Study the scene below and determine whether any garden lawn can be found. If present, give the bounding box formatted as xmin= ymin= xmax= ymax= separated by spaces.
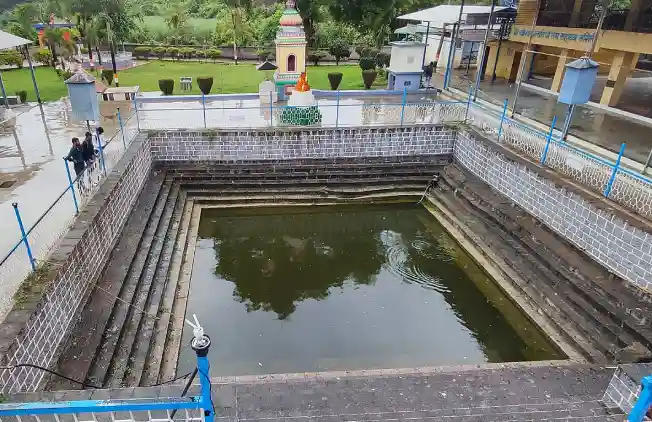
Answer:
xmin=0 ymin=61 xmax=388 ymax=102
xmin=118 ymin=61 xmax=386 ymax=94
xmin=0 ymin=67 xmax=67 ymax=102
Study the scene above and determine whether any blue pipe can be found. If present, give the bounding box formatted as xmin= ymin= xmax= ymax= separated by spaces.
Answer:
xmin=497 ymin=99 xmax=508 ymax=142
xmin=117 ymin=107 xmax=126 ymax=148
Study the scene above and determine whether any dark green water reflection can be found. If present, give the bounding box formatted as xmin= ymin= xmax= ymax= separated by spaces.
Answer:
xmin=178 ymin=205 xmax=564 ymax=376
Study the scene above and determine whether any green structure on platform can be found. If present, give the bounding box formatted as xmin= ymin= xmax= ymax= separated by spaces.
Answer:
xmin=280 ymin=105 xmax=322 ymax=125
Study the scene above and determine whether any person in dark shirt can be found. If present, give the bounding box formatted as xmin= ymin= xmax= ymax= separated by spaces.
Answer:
xmin=82 ymin=131 xmax=95 ymax=167
xmin=65 ymin=137 xmax=85 ymax=177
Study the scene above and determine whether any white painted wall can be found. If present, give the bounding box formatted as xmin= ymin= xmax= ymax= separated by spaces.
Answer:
xmin=389 ymin=44 xmax=427 ymax=73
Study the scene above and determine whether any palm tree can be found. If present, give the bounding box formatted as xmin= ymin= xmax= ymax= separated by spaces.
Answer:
xmin=165 ymin=1 xmax=188 ymax=44
xmin=224 ymin=0 xmax=252 ymax=65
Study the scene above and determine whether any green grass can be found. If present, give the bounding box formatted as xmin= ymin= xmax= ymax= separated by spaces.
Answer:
xmin=0 ymin=61 xmax=386 ymax=102
xmin=118 ymin=61 xmax=386 ymax=94
xmin=0 ymin=67 xmax=68 ymax=102
xmin=142 ymin=16 xmax=217 ymax=33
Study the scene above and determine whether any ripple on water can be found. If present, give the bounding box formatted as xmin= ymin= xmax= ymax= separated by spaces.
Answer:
xmin=383 ymin=239 xmax=448 ymax=294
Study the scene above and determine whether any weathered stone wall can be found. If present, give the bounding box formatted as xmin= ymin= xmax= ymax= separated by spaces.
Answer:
xmin=454 ymin=129 xmax=652 ymax=294
xmin=147 ymin=125 xmax=456 ymax=162
xmin=602 ymin=364 xmax=652 ymax=413
xmin=0 ymin=136 xmax=152 ymax=394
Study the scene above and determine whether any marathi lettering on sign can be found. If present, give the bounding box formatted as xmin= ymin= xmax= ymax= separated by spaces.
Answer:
xmin=512 ymin=28 xmax=595 ymax=42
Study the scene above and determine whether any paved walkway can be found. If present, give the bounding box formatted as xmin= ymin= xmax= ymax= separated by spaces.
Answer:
xmin=445 ymin=71 xmax=652 ymax=165
xmin=0 ymin=101 xmax=123 ymax=256
xmin=8 ymin=363 xmax=622 ymax=421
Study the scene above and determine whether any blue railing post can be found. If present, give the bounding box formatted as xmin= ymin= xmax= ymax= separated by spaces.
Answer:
xmin=96 ymin=128 xmax=107 ymax=176
xmin=540 ymin=116 xmax=557 ymax=166
xmin=63 ymin=159 xmax=80 ymax=214
xmin=335 ymin=90 xmax=340 ymax=128
xmin=628 ymin=375 xmax=651 ymax=422
xmin=12 ymin=203 xmax=36 ymax=271
xmin=604 ymin=142 xmax=626 ymax=198
xmin=117 ymin=107 xmax=126 ymax=148
xmin=400 ymin=87 xmax=407 ymax=126
xmin=132 ymin=96 xmax=140 ymax=131
xmin=202 ymin=93 xmax=207 ymax=129
xmin=464 ymin=86 xmax=473 ymax=123
xmin=497 ymin=99 xmax=508 ymax=142
xmin=269 ymin=91 xmax=274 ymax=127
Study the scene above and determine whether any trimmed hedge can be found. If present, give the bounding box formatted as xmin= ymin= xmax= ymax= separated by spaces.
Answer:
xmin=362 ymin=69 xmax=377 ymax=89
xmin=159 ymin=79 xmax=174 ymax=95
xmin=327 ymin=72 xmax=343 ymax=90
xmin=197 ymin=77 xmax=213 ymax=95
xmin=359 ymin=56 xmax=376 ymax=71
xmin=15 ymin=90 xmax=27 ymax=103
xmin=101 ymin=69 xmax=114 ymax=86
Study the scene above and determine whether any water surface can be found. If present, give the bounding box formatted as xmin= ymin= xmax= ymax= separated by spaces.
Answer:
xmin=178 ymin=205 xmax=564 ymax=376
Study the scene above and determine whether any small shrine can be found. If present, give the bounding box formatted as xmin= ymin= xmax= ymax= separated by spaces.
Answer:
xmin=280 ymin=72 xmax=322 ymax=125
xmin=273 ymin=0 xmax=307 ymax=100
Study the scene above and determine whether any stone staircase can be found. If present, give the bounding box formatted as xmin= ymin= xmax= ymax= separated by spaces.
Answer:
xmin=428 ymin=164 xmax=652 ymax=364
xmin=48 ymin=157 xmax=445 ymax=389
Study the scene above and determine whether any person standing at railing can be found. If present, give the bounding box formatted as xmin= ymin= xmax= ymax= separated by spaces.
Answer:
xmin=64 ymin=137 xmax=85 ymax=178
xmin=82 ymin=132 xmax=95 ymax=167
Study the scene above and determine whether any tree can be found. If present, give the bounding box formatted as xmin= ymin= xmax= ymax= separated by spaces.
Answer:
xmin=164 ymin=1 xmax=189 ymax=43
xmin=328 ymin=39 xmax=350 ymax=65
xmin=223 ymin=0 xmax=252 ymax=64
xmin=295 ymin=0 xmax=323 ymax=47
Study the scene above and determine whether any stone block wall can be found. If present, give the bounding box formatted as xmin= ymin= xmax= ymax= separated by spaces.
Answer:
xmin=454 ymin=129 xmax=652 ymax=294
xmin=148 ymin=125 xmax=455 ymax=162
xmin=0 ymin=136 xmax=152 ymax=394
xmin=602 ymin=364 xmax=652 ymax=415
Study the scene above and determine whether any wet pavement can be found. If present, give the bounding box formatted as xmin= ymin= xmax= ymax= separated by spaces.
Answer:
xmin=446 ymin=71 xmax=652 ymax=165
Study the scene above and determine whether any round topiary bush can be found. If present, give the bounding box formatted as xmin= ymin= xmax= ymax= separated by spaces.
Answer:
xmin=101 ymin=69 xmax=114 ymax=86
xmin=359 ymin=56 xmax=376 ymax=71
xmin=15 ymin=90 xmax=27 ymax=103
xmin=362 ymin=69 xmax=377 ymax=90
xmin=197 ymin=77 xmax=213 ymax=95
xmin=159 ymin=79 xmax=174 ymax=95
xmin=327 ymin=72 xmax=343 ymax=90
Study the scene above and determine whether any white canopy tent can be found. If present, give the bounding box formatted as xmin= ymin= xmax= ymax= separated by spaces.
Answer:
xmin=0 ymin=30 xmax=41 ymax=107
xmin=397 ymin=5 xmax=511 ymax=29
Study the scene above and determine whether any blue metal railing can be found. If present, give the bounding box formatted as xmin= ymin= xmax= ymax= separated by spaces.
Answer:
xmin=629 ymin=375 xmax=652 ymax=422
xmin=0 ymin=113 xmax=139 ymax=294
xmin=0 ymin=317 xmax=215 ymax=422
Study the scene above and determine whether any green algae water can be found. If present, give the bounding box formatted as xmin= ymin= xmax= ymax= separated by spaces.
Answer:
xmin=178 ymin=204 xmax=564 ymax=376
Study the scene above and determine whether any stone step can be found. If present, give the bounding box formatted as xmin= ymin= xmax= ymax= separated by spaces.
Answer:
xmin=431 ymin=180 xmax=609 ymax=362
xmin=85 ymin=180 xmax=174 ymax=387
xmin=168 ymin=167 xmax=441 ymax=179
xmin=175 ymin=175 xmax=436 ymax=188
xmin=124 ymin=190 xmax=188 ymax=387
xmin=436 ymin=178 xmax=630 ymax=358
xmin=183 ymin=184 xmax=428 ymax=196
xmin=439 ymin=166 xmax=652 ymax=358
xmin=443 ymin=165 xmax=652 ymax=346
xmin=47 ymin=172 xmax=167 ymax=390
xmin=104 ymin=184 xmax=182 ymax=388
xmin=140 ymin=195 xmax=195 ymax=386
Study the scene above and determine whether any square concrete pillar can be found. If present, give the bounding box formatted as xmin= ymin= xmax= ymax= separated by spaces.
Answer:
xmin=551 ymin=49 xmax=569 ymax=92
xmin=625 ymin=0 xmax=642 ymax=31
xmin=600 ymin=51 xmax=636 ymax=107
xmin=515 ymin=47 xmax=534 ymax=83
